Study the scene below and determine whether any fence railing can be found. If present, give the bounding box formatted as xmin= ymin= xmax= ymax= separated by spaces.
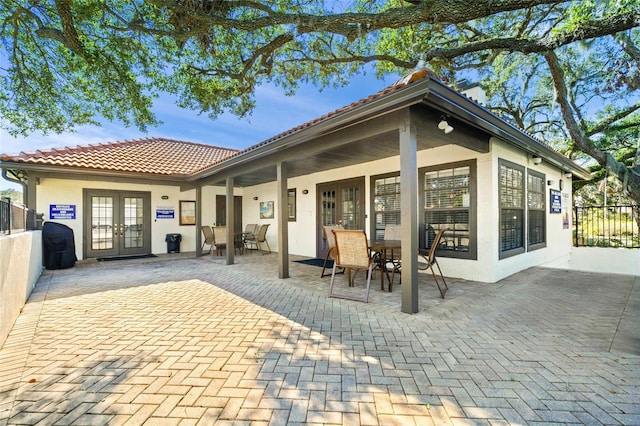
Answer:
xmin=0 ymin=197 xmax=40 ymax=235
xmin=574 ymin=205 xmax=639 ymax=248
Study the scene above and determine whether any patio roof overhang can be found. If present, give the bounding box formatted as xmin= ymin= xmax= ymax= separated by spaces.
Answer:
xmin=188 ymin=75 xmax=590 ymax=189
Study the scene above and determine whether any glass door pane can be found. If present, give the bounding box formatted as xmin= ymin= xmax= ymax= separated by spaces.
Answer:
xmin=320 ymin=190 xmax=337 ymax=226
xmin=341 ymin=186 xmax=361 ymax=229
xmin=91 ymin=196 xmax=114 ymax=250
xmin=123 ymin=196 xmax=144 ymax=249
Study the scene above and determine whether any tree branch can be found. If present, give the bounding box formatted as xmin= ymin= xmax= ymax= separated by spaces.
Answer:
xmin=421 ymin=11 xmax=639 ymax=61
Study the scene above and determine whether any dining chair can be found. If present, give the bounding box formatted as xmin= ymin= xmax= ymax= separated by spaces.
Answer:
xmin=320 ymin=224 xmax=344 ymax=278
xmin=417 ymin=227 xmax=448 ymax=298
xmin=255 ymin=224 xmax=271 ymax=254
xmin=212 ymin=226 xmax=227 ymax=256
xmin=243 ymin=224 xmax=259 ymax=251
xmin=328 ymin=229 xmax=373 ymax=303
xmin=201 ymin=225 xmax=214 ymax=254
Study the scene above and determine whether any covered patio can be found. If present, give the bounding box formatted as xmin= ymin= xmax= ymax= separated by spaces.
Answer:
xmin=188 ymin=72 xmax=589 ymax=314
xmin=0 ymin=253 xmax=637 ymax=424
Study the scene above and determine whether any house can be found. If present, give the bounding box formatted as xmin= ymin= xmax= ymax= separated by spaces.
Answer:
xmin=1 ymin=69 xmax=590 ymax=313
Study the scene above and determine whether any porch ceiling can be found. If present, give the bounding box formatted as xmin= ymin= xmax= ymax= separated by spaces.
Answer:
xmin=199 ymin=106 xmax=490 ymax=188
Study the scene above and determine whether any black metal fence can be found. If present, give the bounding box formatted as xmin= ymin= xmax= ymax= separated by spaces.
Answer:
xmin=0 ymin=197 xmax=40 ymax=235
xmin=574 ymin=205 xmax=639 ymax=248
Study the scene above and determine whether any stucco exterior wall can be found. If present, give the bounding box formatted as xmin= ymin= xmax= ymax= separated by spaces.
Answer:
xmin=489 ymin=140 xmax=574 ymax=281
xmin=244 ymin=140 xmax=573 ymax=283
xmin=35 ymin=179 xmax=243 ymax=258
xmin=32 ymin=138 xmax=573 ymax=283
xmin=0 ymin=231 xmax=42 ymax=348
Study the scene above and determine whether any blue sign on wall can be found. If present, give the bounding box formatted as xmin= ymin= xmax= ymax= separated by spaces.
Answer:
xmin=550 ymin=189 xmax=562 ymax=214
xmin=156 ymin=208 xmax=175 ymax=219
xmin=50 ymin=204 xmax=76 ymax=220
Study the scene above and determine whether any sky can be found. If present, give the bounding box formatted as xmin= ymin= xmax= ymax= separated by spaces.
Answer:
xmin=0 ymin=71 xmax=400 ymax=191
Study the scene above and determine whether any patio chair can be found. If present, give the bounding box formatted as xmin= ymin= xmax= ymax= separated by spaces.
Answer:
xmin=320 ymin=224 xmax=344 ymax=278
xmin=382 ymin=224 xmax=402 ymax=289
xmin=417 ymin=228 xmax=448 ymax=298
xmin=328 ymin=229 xmax=373 ymax=303
xmin=212 ymin=226 xmax=227 ymax=256
xmin=243 ymin=223 xmax=259 ymax=251
xmin=201 ymin=225 xmax=214 ymax=254
xmin=255 ymin=224 xmax=271 ymax=254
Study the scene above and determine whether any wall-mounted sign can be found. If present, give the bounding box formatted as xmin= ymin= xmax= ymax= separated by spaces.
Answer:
xmin=550 ymin=189 xmax=562 ymax=214
xmin=49 ymin=204 xmax=76 ymax=220
xmin=156 ymin=208 xmax=175 ymax=219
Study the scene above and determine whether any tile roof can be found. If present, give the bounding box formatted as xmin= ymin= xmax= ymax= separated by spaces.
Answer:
xmin=0 ymin=138 xmax=239 ymax=176
xmin=192 ymin=68 xmax=440 ymax=173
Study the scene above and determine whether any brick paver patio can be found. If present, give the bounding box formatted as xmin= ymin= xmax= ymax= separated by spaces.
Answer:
xmin=1 ymin=253 xmax=638 ymax=425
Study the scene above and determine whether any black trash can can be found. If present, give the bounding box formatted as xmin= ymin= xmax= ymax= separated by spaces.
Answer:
xmin=42 ymin=221 xmax=77 ymax=270
xmin=165 ymin=233 xmax=182 ymax=253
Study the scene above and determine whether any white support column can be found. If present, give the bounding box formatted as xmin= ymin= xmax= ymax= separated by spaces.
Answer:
xmin=225 ymin=177 xmax=235 ymax=265
xmin=399 ymin=122 xmax=419 ymax=314
xmin=277 ymin=162 xmax=289 ymax=278
xmin=195 ymin=185 xmax=202 ymax=257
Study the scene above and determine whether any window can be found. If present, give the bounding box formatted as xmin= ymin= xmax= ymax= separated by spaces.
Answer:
xmin=371 ymin=174 xmax=401 ymax=240
xmin=499 ymin=160 xmax=526 ymax=258
xmin=527 ymin=170 xmax=546 ymax=249
xmin=288 ymin=189 xmax=296 ymax=222
xmin=421 ymin=160 xmax=476 ymax=259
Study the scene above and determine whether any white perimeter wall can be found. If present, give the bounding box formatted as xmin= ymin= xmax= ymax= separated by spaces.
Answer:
xmin=0 ymin=231 xmax=42 ymax=347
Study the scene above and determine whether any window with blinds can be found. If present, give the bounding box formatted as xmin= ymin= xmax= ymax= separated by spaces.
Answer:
xmin=372 ymin=175 xmax=401 ymax=240
xmin=527 ymin=171 xmax=546 ymax=248
xmin=499 ymin=160 xmax=525 ymax=258
xmin=420 ymin=164 xmax=475 ymax=253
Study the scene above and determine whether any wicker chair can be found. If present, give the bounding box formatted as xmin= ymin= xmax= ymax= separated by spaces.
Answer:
xmin=417 ymin=228 xmax=448 ymax=298
xmin=320 ymin=224 xmax=344 ymax=278
xmin=212 ymin=226 xmax=227 ymax=256
xmin=201 ymin=225 xmax=214 ymax=254
xmin=328 ymin=229 xmax=373 ymax=303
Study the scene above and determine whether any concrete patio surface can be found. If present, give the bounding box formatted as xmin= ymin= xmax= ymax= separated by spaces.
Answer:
xmin=1 ymin=253 xmax=638 ymax=425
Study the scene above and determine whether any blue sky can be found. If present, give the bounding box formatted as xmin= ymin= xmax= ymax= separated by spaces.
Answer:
xmin=0 ymin=71 xmax=399 ymax=191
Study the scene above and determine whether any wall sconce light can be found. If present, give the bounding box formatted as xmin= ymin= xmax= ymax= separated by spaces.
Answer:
xmin=302 ymin=189 xmax=309 ymax=194
xmin=547 ymin=179 xmax=555 ymax=186
xmin=564 ymin=172 xmax=572 ymax=179
xmin=161 ymin=195 xmax=169 ymax=200
xmin=531 ymin=156 xmax=542 ymax=165
xmin=253 ymin=196 xmax=259 ymax=201
xmin=437 ymin=118 xmax=454 ymax=134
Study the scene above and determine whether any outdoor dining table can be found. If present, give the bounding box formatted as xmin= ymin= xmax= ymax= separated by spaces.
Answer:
xmin=368 ymin=239 xmax=401 ymax=292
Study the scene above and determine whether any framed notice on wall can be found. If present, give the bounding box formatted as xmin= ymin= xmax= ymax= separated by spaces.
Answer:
xmin=550 ymin=189 xmax=562 ymax=214
xmin=179 ymin=200 xmax=196 ymax=225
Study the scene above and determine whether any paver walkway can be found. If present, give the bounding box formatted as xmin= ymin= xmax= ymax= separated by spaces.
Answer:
xmin=1 ymin=254 xmax=638 ymax=425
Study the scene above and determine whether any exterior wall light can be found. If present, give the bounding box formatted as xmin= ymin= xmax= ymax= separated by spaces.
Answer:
xmin=438 ymin=119 xmax=454 ymax=134
xmin=253 ymin=196 xmax=259 ymax=200
xmin=531 ymin=156 xmax=542 ymax=165
xmin=302 ymin=189 xmax=309 ymax=194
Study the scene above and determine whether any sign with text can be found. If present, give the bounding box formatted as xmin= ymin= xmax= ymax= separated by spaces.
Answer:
xmin=550 ymin=189 xmax=562 ymax=214
xmin=49 ymin=204 xmax=76 ymax=220
xmin=156 ymin=208 xmax=175 ymax=219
